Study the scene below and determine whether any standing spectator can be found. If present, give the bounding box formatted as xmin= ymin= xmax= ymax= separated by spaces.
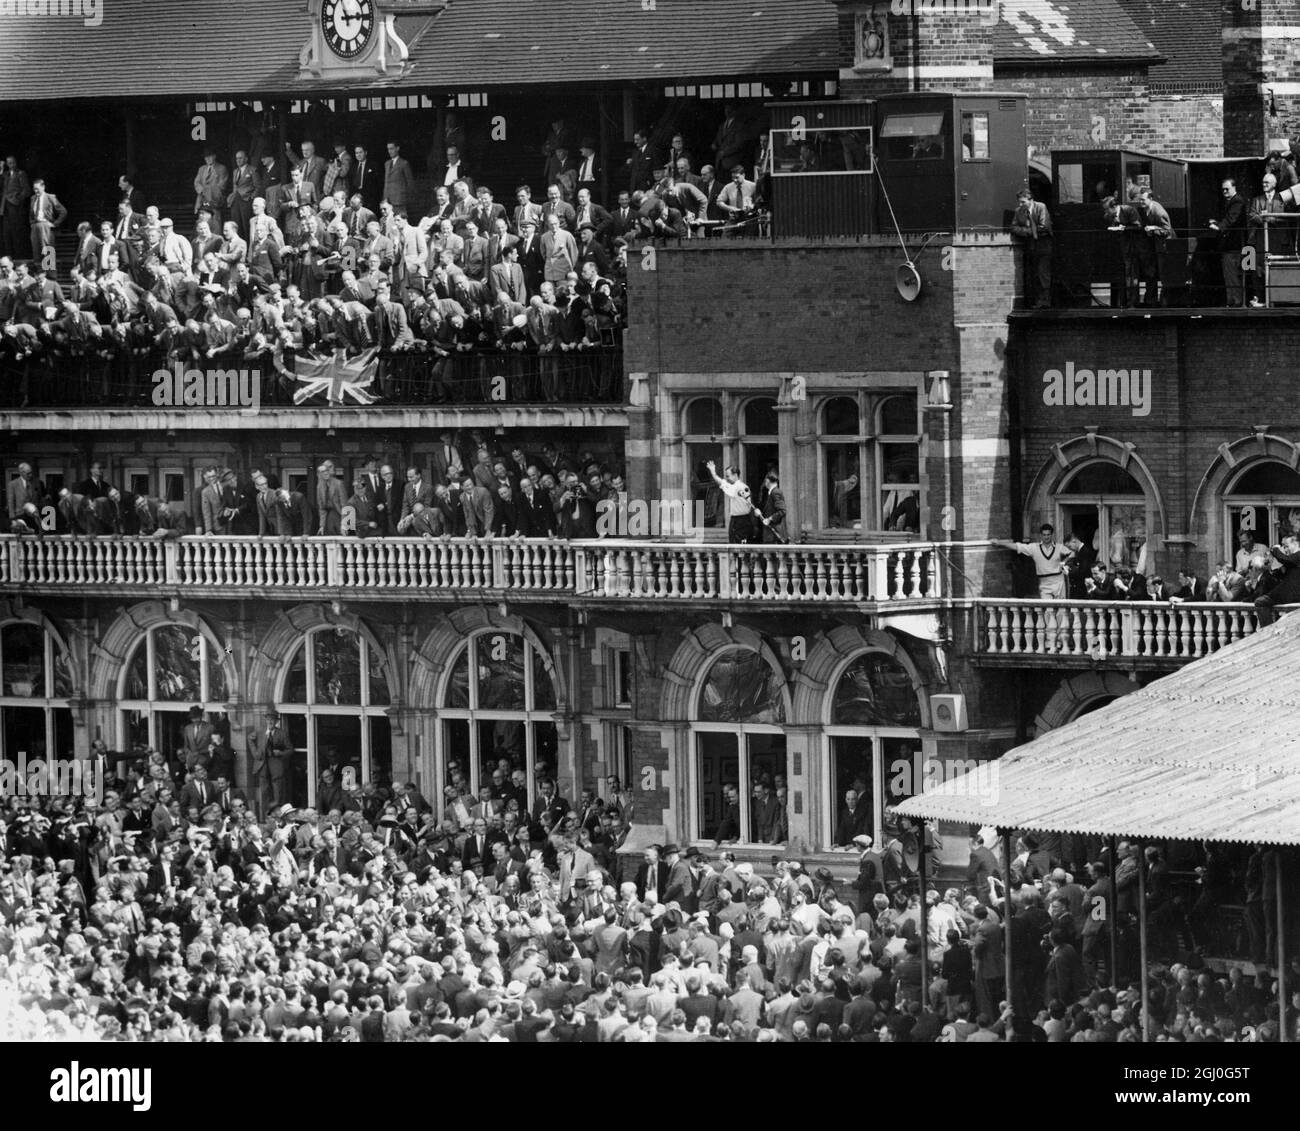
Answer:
xmin=1209 ymin=178 xmax=1248 ymax=307
xmin=194 ymin=148 xmax=230 ymax=229
xmin=1010 ymin=186 xmax=1053 ymax=309
xmin=316 ymin=460 xmax=345 ymax=536
xmin=383 ymin=142 xmax=415 ymax=217
xmin=712 ymin=104 xmax=750 ymax=179
xmin=227 ymin=151 xmax=257 ymax=241
xmin=541 ymin=213 xmax=578 ymax=284
xmin=28 ymin=177 xmax=67 ymax=269
xmin=1134 ymin=186 xmax=1171 ymax=307
xmin=353 ymin=145 xmax=380 ymax=211
xmin=1 ymin=155 xmax=29 ymax=257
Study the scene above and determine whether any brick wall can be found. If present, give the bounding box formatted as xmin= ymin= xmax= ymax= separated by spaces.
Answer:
xmin=1010 ymin=313 xmax=1300 ymax=579
xmin=1222 ymin=0 xmax=1300 ymax=155
xmin=836 ymin=6 xmax=995 ymax=97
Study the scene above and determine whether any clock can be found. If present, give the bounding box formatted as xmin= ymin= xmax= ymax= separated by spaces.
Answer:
xmin=321 ymin=0 xmax=375 ymax=60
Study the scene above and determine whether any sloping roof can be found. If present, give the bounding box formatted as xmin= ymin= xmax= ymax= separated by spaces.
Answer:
xmin=896 ymin=612 xmax=1300 ymax=846
xmin=992 ymin=0 xmax=1162 ymax=64
xmin=0 ymin=0 xmax=842 ymax=103
xmin=0 ymin=1 xmax=306 ymax=102
xmin=394 ymin=0 xmax=841 ymax=89
xmin=0 ymin=0 xmax=1171 ymax=104
xmin=1113 ymin=0 xmax=1223 ymax=86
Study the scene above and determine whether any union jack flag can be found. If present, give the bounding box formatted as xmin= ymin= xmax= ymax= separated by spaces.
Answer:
xmin=278 ymin=346 xmax=380 ymax=406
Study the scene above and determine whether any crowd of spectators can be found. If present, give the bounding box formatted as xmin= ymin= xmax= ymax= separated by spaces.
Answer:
xmin=1003 ymin=524 xmax=1300 ymax=624
xmin=2 ymin=761 xmax=1295 ymax=1043
xmin=6 ymin=435 xmax=647 ymax=540
xmin=0 ymin=115 xmax=768 ymax=407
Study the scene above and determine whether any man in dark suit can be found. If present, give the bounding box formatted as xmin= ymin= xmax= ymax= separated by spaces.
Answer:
xmin=575 ymin=139 xmax=601 ymax=197
xmin=178 ymin=765 xmax=217 ymax=813
xmin=252 ymin=709 xmax=294 ymax=809
xmin=516 ymin=219 xmax=544 ymax=294
xmin=966 ymin=833 xmax=1000 ymax=905
xmin=517 ymin=478 xmax=556 ymax=537
xmin=662 ymin=845 xmax=695 ymax=911
xmin=1 ymin=155 xmax=32 ymax=259
xmin=628 ymin=130 xmax=658 ymax=193
xmin=75 ymin=462 xmax=112 ymax=499
xmin=1044 ymin=927 xmax=1085 ymax=1007
xmin=712 ymin=104 xmax=750 ymax=179
xmin=1210 ymin=178 xmax=1248 ymax=307
xmin=460 ymin=818 xmax=495 ymax=875
xmin=835 ymin=789 xmax=870 ymax=846
xmin=698 ymin=166 xmax=726 ymax=223
xmin=1173 ymin=567 xmax=1206 ymax=602
xmin=182 ymin=707 xmax=214 ymax=772
xmin=608 ymin=191 xmax=638 ymax=242
xmin=352 ymin=145 xmax=380 ymax=212
xmin=375 ymin=464 xmax=402 ymax=536
xmin=636 ymin=845 xmax=670 ymax=903
xmin=399 ymin=466 xmax=434 ymax=532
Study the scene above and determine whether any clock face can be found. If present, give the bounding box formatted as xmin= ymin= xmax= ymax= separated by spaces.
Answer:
xmin=321 ymin=0 xmax=375 ymax=60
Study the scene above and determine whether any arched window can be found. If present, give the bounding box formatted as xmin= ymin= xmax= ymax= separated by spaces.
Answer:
xmin=1 ymin=621 xmax=73 ymax=759
xmin=824 ymin=651 xmax=923 ymax=849
xmin=120 ymin=624 xmax=230 ymax=758
xmin=684 ymin=397 xmax=726 ymax=529
xmin=1224 ymin=461 xmax=1300 ymax=561
xmin=1056 ymin=461 xmax=1149 ymax=573
xmin=276 ymin=627 xmax=392 ymax=808
xmin=691 ymin=649 xmax=788 ymax=845
xmin=438 ymin=631 xmax=558 ymax=820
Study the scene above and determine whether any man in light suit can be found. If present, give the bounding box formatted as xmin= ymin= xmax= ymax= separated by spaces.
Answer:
xmin=28 ymin=178 xmax=67 ymax=268
xmin=383 ymin=141 xmax=415 ymax=216
xmin=540 ymin=212 xmax=577 ymax=284
xmin=459 ymin=473 xmax=495 ymax=537
xmin=556 ymin=833 xmax=596 ymax=903
xmin=227 ymin=150 xmax=257 ymax=241
xmin=431 ymin=432 xmax=465 ymax=486
xmin=286 ymin=139 xmax=328 ymax=199
xmin=277 ymin=167 xmax=317 ymax=243
xmin=7 ymin=462 xmax=41 ymax=529
xmin=194 ymin=148 xmax=230 ymax=229
xmin=316 ymin=460 xmax=346 ymax=536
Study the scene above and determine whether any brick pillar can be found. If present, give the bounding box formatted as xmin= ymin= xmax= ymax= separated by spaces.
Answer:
xmin=1222 ymin=0 xmax=1300 ymax=156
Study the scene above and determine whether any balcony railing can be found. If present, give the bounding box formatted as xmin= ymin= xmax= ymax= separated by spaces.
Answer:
xmin=0 ymin=345 xmax=624 ymax=409
xmin=977 ymin=598 xmax=1269 ymax=662
xmin=1 ymin=535 xmax=943 ymax=605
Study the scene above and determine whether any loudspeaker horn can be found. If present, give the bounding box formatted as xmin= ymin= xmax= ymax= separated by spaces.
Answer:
xmin=895 ymin=261 xmax=922 ymax=302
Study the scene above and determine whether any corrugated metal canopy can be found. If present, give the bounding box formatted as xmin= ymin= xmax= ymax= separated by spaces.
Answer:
xmin=896 ymin=612 xmax=1300 ymax=846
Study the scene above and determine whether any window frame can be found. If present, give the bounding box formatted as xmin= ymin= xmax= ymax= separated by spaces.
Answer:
xmin=0 ymin=620 xmax=74 ymax=761
xmin=273 ymin=626 xmax=393 ymax=807
xmin=117 ymin=623 xmax=231 ymax=754
xmin=435 ymin=629 xmax=559 ymax=808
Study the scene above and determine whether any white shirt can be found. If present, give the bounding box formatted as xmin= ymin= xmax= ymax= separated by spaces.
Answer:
xmin=717 ymin=477 xmax=753 ymax=518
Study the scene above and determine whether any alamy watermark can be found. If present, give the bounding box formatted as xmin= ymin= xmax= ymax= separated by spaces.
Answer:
xmin=151 ymin=363 xmax=261 ymax=411
xmin=888 ymin=751 xmax=999 ymax=807
xmin=0 ymin=753 xmax=104 ymax=803
xmin=595 ymin=497 xmax=709 ymax=539
xmin=0 ymin=0 xmax=103 ymax=27
xmin=1042 ymin=361 xmax=1152 ymax=418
